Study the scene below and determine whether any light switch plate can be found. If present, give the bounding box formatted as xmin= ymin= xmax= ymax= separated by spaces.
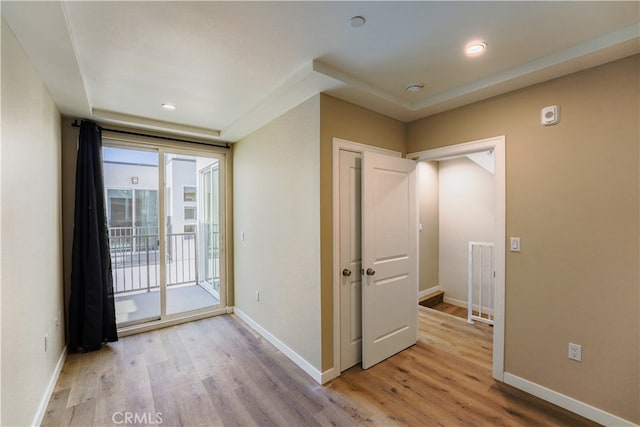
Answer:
xmin=510 ymin=237 xmax=521 ymax=252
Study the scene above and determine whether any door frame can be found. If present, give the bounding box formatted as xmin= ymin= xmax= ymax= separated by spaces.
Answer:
xmin=408 ymin=135 xmax=506 ymax=381
xmin=331 ymin=137 xmax=401 ymax=378
xmin=160 ymin=147 xmax=228 ymax=321
xmin=102 ymin=137 xmax=231 ymax=337
xmin=198 ymin=161 xmax=221 ymax=300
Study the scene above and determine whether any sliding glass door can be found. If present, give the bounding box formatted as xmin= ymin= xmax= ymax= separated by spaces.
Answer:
xmin=201 ymin=162 xmax=221 ymax=300
xmin=103 ymin=143 xmax=226 ymax=328
xmin=104 ymin=146 xmax=161 ymax=326
xmin=164 ymin=152 xmax=222 ymax=315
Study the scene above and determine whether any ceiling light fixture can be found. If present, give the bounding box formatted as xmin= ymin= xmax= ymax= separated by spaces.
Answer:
xmin=350 ymin=16 xmax=366 ymax=28
xmin=406 ymin=83 xmax=424 ymax=93
xmin=465 ymin=41 xmax=488 ymax=57
xmin=161 ymin=103 xmax=176 ymax=111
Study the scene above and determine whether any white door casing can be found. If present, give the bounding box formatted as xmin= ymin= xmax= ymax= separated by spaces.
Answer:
xmin=331 ymin=138 xmax=403 ymax=381
xmin=408 ymin=135 xmax=505 ymax=381
xmin=339 ymin=150 xmax=363 ymax=370
xmin=361 ymin=152 xmax=418 ymax=369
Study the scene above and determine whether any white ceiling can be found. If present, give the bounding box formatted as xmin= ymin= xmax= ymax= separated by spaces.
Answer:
xmin=3 ymin=1 xmax=639 ymax=142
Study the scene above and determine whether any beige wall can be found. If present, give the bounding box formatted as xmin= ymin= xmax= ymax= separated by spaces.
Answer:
xmin=1 ymin=19 xmax=65 ymax=426
xmin=438 ymin=157 xmax=495 ymax=303
xmin=417 ymin=161 xmax=439 ymax=291
xmin=319 ymin=94 xmax=406 ymax=370
xmin=408 ymin=55 xmax=639 ymax=423
xmin=234 ymin=96 xmax=322 ymax=369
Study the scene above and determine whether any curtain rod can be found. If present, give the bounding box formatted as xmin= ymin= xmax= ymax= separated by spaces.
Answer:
xmin=71 ymin=120 xmax=230 ymax=149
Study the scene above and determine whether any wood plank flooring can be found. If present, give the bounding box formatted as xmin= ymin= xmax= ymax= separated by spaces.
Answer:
xmin=43 ymin=308 xmax=599 ymax=426
xmin=428 ymin=301 xmax=468 ymax=319
xmin=429 ymin=302 xmax=494 ymax=323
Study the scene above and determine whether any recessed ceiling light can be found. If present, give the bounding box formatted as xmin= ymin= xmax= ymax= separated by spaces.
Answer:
xmin=350 ymin=16 xmax=366 ymax=28
xmin=465 ymin=41 xmax=488 ymax=57
xmin=406 ymin=84 xmax=424 ymax=93
xmin=161 ymin=103 xmax=176 ymax=111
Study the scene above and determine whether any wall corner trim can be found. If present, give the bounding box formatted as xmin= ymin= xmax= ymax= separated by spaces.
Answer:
xmin=233 ymin=308 xmax=327 ymax=385
xmin=503 ymin=372 xmax=638 ymax=427
xmin=32 ymin=346 xmax=67 ymax=427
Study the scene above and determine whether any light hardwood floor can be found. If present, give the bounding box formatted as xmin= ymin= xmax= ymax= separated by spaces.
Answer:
xmin=43 ymin=308 xmax=599 ymax=426
xmin=427 ymin=301 xmax=468 ymax=319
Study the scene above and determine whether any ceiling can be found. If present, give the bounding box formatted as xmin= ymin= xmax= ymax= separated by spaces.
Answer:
xmin=3 ymin=1 xmax=639 ymax=142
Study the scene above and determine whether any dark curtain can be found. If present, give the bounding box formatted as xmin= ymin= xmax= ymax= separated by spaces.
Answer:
xmin=68 ymin=120 xmax=118 ymax=352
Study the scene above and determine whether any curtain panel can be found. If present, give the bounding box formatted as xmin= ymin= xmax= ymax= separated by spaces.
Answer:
xmin=69 ymin=120 xmax=118 ymax=352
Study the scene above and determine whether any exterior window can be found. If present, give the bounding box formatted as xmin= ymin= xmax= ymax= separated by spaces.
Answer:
xmin=106 ymin=189 xmax=158 ymax=231
xmin=184 ymin=206 xmax=196 ymax=221
xmin=107 ymin=189 xmax=133 ymax=228
xmin=184 ymin=186 xmax=196 ymax=202
xmin=134 ymin=190 xmax=159 ymax=232
xmin=184 ymin=224 xmax=196 ymax=240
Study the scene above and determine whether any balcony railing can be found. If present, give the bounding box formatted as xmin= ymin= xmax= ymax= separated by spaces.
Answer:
xmin=109 ymin=226 xmax=211 ymax=295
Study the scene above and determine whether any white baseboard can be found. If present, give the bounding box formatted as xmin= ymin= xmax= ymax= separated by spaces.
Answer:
xmin=32 ymin=346 xmax=67 ymax=427
xmin=503 ymin=372 xmax=637 ymax=427
xmin=320 ymin=367 xmax=339 ymax=384
xmin=443 ymin=295 xmax=466 ymax=307
xmin=444 ymin=296 xmax=495 ymax=318
xmin=418 ymin=285 xmax=441 ymax=299
xmin=233 ymin=307 xmax=328 ymax=385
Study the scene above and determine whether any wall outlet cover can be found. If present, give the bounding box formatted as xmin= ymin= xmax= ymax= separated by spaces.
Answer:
xmin=568 ymin=343 xmax=582 ymax=361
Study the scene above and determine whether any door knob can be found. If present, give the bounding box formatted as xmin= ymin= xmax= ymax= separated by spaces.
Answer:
xmin=366 ymin=268 xmax=375 ymax=276
xmin=342 ymin=268 xmax=352 ymax=277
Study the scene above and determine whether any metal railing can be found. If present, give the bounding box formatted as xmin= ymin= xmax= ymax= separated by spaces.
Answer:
xmin=109 ymin=226 xmax=201 ymax=295
xmin=166 ymin=232 xmax=198 ymax=286
xmin=109 ymin=226 xmax=159 ymax=252
xmin=110 ymin=229 xmax=160 ymax=294
xmin=467 ymin=241 xmax=495 ymax=325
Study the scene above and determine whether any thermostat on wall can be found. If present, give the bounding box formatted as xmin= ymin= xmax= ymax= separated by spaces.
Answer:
xmin=541 ymin=105 xmax=560 ymax=126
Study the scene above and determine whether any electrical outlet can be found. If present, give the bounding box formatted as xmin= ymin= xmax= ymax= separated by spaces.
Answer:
xmin=568 ymin=343 xmax=582 ymax=361
xmin=256 ymin=291 xmax=260 ymax=302
xmin=44 ymin=334 xmax=48 ymax=352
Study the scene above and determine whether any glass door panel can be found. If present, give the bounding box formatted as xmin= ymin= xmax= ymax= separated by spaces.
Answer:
xmin=164 ymin=152 xmax=221 ymax=315
xmin=201 ymin=164 xmax=221 ymax=299
xmin=103 ymin=146 xmax=161 ymax=326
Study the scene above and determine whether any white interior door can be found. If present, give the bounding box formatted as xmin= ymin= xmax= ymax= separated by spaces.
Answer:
xmin=361 ymin=152 xmax=417 ymax=369
xmin=339 ymin=150 xmax=362 ymax=370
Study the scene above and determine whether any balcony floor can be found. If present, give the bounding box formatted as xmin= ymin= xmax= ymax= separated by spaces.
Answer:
xmin=115 ymin=283 xmax=220 ymax=326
